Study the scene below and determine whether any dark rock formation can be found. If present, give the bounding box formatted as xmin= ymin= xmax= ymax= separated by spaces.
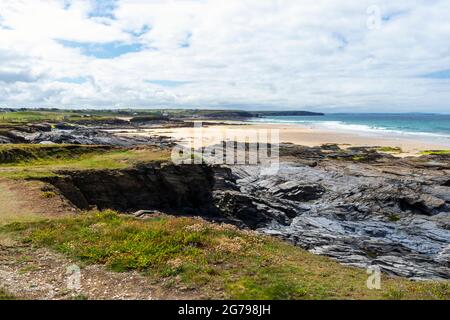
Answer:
xmin=270 ymin=182 xmax=325 ymax=201
xmin=0 ymin=120 xmax=180 ymax=146
xmin=212 ymin=145 xmax=450 ymax=280
xmin=16 ymin=127 xmax=174 ymax=147
xmin=42 ymin=163 xmax=218 ymax=215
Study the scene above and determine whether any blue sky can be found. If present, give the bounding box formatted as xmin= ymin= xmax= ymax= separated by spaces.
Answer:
xmin=423 ymin=69 xmax=450 ymax=79
xmin=57 ymin=40 xmax=143 ymax=59
xmin=0 ymin=0 xmax=450 ymax=112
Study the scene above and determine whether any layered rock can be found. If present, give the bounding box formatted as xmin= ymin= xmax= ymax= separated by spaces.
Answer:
xmin=212 ymin=145 xmax=450 ymax=280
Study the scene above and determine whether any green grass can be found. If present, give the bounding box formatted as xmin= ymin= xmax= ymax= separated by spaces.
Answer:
xmin=0 ymin=111 xmax=121 ymax=124
xmin=351 ymin=155 xmax=366 ymax=161
xmin=0 ymin=144 xmax=113 ymax=164
xmin=0 ymin=111 xmax=68 ymax=123
xmin=420 ymin=150 xmax=450 ymax=155
xmin=2 ymin=211 xmax=448 ymax=300
xmin=0 ymin=144 xmax=170 ymax=179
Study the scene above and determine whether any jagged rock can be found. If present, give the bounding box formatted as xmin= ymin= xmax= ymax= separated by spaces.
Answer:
xmin=23 ymin=128 xmax=174 ymax=147
xmin=41 ymin=164 xmax=217 ymax=215
xmin=213 ymin=190 xmax=274 ymax=228
xmin=270 ymin=181 xmax=325 ymax=201
xmin=133 ymin=210 xmax=158 ymax=217
xmin=222 ymin=155 xmax=450 ymax=280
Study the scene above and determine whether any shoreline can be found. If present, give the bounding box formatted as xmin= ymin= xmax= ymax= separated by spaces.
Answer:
xmin=116 ymin=121 xmax=450 ymax=156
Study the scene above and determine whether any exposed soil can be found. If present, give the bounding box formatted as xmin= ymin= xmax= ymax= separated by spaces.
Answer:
xmin=0 ymin=178 xmax=74 ymax=223
xmin=0 ymin=239 xmax=201 ymax=300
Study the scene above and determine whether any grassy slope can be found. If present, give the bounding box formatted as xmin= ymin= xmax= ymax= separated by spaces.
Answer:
xmin=0 ymin=144 xmax=170 ymax=179
xmin=1 ymin=211 xmax=448 ymax=300
xmin=0 ymin=144 xmax=113 ymax=163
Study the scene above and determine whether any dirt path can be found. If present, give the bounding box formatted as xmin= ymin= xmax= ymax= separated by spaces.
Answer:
xmin=0 ymin=239 xmax=201 ymax=300
xmin=0 ymin=178 xmax=201 ymax=300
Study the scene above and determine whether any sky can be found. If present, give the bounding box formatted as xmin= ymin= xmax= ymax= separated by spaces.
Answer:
xmin=0 ymin=0 xmax=450 ymax=113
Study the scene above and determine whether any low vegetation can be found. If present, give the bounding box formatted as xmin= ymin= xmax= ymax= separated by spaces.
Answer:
xmin=420 ymin=150 xmax=450 ymax=155
xmin=1 ymin=211 xmax=448 ymax=300
xmin=0 ymin=144 xmax=113 ymax=164
xmin=0 ymin=110 xmax=129 ymax=124
xmin=0 ymin=144 xmax=170 ymax=179
xmin=0 ymin=111 xmax=68 ymax=124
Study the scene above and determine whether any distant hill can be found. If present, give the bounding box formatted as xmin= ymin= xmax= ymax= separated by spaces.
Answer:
xmin=183 ymin=110 xmax=324 ymax=119
xmin=0 ymin=108 xmax=324 ymax=122
xmin=251 ymin=111 xmax=324 ymax=117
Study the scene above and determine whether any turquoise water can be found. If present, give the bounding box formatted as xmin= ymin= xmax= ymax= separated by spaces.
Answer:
xmin=251 ymin=113 xmax=450 ymax=140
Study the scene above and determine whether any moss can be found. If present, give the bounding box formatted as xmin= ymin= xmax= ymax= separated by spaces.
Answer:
xmin=351 ymin=155 xmax=366 ymax=161
xmin=388 ymin=214 xmax=400 ymax=222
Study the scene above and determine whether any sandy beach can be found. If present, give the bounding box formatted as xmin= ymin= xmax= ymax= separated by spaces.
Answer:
xmin=117 ymin=122 xmax=450 ymax=156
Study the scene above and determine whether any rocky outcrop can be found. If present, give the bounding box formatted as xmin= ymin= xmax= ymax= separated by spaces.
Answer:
xmin=23 ymin=128 xmax=174 ymax=147
xmin=0 ymin=121 xmax=176 ymax=147
xmin=270 ymin=182 xmax=325 ymax=202
xmin=212 ymin=146 xmax=450 ymax=280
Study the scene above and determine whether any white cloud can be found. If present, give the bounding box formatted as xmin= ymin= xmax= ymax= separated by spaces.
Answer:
xmin=0 ymin=0 xmax=449 ymax=112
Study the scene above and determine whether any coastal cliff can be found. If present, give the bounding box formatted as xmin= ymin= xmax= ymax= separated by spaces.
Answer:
xmin=36 ymin=144 xmax=450 ymax=280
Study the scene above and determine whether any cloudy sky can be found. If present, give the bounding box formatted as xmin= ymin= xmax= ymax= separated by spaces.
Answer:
xmin=0 ymin=0 xmax=449 ymax=112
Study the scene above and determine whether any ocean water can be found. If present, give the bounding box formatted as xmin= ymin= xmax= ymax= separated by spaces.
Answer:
xmin=251 ymin=113 xmax=450 ymax=143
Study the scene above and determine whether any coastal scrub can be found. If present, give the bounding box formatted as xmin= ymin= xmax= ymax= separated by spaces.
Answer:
xmin=2 ymin=211 xmax=448 ymax=300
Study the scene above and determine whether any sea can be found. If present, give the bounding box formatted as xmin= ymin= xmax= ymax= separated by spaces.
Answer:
xmin=250 ymin=113 xmax=450 ymax=145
